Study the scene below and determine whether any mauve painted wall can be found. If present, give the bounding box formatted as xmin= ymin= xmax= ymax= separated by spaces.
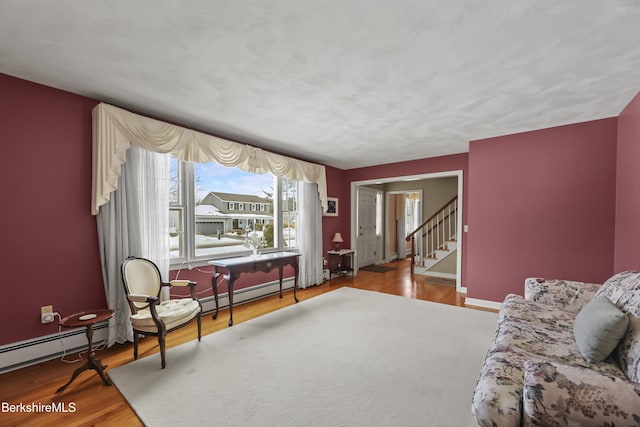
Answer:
xmin=614 ymin=92 xmax=640 ymax=272
xmin=466 ymin=118 xmax=618 ymax=303
xmin=323 ymin=165 xmax=350 ymax=253
xmin=1 ymin=74 xmax=105 ymax=345
xmin=344 ymin=154 xmax=469 ymax=283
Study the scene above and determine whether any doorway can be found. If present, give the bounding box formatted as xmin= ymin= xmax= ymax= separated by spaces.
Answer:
xmin=350 ymin=170 xmax=465 ymax=293
xmin=387 ymin=190 xmax=422 ymax=262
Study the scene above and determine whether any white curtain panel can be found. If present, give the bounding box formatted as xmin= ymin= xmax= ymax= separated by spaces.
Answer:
xmin=297 ymin=181 xmax=324 ymax=288
xmin=97 ymin=146 xmax=169 ymax=346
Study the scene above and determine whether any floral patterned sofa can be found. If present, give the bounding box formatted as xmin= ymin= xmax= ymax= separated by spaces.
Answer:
xmin=472 ymin=271 xmax=640 ymax=427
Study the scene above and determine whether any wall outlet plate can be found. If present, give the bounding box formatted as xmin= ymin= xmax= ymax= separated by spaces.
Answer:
xmin=41 ymin=305 xmax=55 ymax=323
xmin=41 ymin=312 xmax=55 ymax=323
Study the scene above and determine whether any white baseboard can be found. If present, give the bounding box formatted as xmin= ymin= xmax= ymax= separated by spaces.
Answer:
xmin=464 ymin=297 xmax=502 ymax=311
xmin=0 ymin=278 xmax=295 ymax=373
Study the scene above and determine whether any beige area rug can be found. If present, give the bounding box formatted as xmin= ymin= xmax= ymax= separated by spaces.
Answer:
xmin=110 ymin=287 xmax=497 ymax=427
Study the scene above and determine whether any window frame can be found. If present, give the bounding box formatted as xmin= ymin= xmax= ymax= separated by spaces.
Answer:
xmin=170 ymin=159 xmax=298 ymax=268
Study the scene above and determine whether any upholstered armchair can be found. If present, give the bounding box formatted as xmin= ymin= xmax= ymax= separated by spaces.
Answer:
xmin=120 ymin=256 xmax=203 ymax=368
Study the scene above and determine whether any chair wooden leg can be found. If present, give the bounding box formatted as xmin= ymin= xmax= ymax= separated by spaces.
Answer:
xmin=197 ymin=314 xmax=202 ymax=341
xmin=133 ymin=333 xmax=139 ymax=360
xmin=159 ymin=334 xmax=166 ymax=369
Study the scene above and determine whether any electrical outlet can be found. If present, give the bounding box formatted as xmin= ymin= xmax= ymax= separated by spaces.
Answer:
xmin=41 ymin=305 xmax=55 ymax=323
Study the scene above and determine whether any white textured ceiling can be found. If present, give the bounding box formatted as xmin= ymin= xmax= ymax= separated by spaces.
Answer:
xmin=1 ymin=1 xmax=639 ymax=169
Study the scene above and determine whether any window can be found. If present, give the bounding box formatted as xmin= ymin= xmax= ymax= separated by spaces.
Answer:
xmin=169 ymin=158 xmax=298 ymax=264
xmin=280 ymin=176 xmax=298 ymax=249
xmin=376 ymin=192 xmax=383 ymax=237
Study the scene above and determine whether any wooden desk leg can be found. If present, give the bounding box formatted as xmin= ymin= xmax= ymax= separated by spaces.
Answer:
xmin=57 ymin=325 xmax=111 ymax=393
xmin=293 ymin=258 xmax=299 ymax=303
xmin=226 ymin=273 xmax=234 ymax=327
xmin=211 ymin=268 xmax=220 ymax=320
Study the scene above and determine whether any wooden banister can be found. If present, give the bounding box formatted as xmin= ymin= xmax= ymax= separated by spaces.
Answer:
xmin=405 ymin=195 xmax=457 ymax=242
xmin=405 ymin=195 xmax=458 ymax=273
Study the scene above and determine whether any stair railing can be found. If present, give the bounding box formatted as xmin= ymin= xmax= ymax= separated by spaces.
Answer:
xmin=405 ymin=196 xmax=458 ymax=273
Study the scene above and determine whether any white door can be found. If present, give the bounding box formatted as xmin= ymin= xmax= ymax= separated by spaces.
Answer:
xmin=357 ymin=187 xmax=380 ymax=268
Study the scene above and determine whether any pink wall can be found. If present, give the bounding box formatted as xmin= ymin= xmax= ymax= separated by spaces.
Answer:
xmin=467 ymin=118 xmax=618 ymax=302
xmin=322 ymin=166 xmax=350 ymax=253
xmin=614 ymin=92 xmax=640 ymax=272
xmin=344 ymin=154 xmax=469 ymax=283
xmin=1 ymin=74 xmax=105 ymax=344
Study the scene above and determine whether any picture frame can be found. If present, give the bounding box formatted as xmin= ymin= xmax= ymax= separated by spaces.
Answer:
xmin=325 ymin=197 xmax=338 ymax=217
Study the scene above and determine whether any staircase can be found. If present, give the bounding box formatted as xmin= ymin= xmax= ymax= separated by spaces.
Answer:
xmin=413 ymin=238 xmax=457 ymax=277
xmin=422 ymin=238 xmax=457 ymax=268
xmin=406 ymin=196 xmax=458 ymax=276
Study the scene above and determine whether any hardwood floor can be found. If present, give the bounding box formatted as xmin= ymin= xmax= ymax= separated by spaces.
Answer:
xmin=0 ymin=259 xmax=467 ymax=427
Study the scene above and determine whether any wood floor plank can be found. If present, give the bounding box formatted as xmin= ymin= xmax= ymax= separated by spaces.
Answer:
xmin=0 ymin=260 xmax=471 ymax=426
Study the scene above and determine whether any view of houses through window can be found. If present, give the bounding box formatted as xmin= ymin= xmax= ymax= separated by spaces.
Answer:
xmin=169 ymin=157 xmax=298 ymax=263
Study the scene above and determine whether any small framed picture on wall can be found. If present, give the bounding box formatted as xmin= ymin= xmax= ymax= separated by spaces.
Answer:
xmin=325 ymin=197 xmax=338 ymax=217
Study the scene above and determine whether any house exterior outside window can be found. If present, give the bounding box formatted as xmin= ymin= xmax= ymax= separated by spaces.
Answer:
xmin=169 ymin=158 xmax=296 ymax=265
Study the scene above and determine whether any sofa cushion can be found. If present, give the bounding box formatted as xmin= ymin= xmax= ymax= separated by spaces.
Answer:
xmin=524 ymin=277 xmax=601 ymax=313
xmin=523 ymin=360 xmax=640 ymax=427
xmin=573 ymin=296 xmax=629 ymax=363
xmin=595 ymin=270 xmax=640 ymax=310
xmin=495 ymin=295 xmax=622 ymax=373
xmin=616 ymin=315 xmax=640 ymax=383
xmin=130 ymin=298 xmax=200 ymax=333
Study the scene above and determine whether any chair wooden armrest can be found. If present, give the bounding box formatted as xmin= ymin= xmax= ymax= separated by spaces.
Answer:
xmin=170 ymin=279 xmax=196 ymax=287
xmin=128 ymin=294 xmax=158 ymax=303
xmin=170 ymin=280 xmax=199 ymax=300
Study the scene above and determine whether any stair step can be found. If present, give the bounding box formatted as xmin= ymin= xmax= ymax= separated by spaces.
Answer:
xmin=423 ymin=247 xmax=457 ymax=269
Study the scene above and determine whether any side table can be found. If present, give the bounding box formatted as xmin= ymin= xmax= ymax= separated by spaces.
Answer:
xmin=56 ymin=309 xmax=115 ymax=393
xmin=327 ymin=249 xmax=355 ymax=279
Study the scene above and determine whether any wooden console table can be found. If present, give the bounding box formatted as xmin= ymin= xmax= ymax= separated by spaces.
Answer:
xmin=209 ymin=251 xmax=301 ymax=326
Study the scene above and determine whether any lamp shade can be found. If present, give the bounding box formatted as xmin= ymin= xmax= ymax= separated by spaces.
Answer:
xmin=332 ymin=232 xmax=344 ymax=243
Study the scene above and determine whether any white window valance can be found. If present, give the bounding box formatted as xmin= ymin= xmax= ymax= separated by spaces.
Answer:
xmin=91 ymin=103 xmax=328 ymax=215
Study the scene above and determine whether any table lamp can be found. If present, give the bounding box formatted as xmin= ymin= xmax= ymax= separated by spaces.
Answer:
xmin=332 ymin=232 xmax=344 ymax=250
